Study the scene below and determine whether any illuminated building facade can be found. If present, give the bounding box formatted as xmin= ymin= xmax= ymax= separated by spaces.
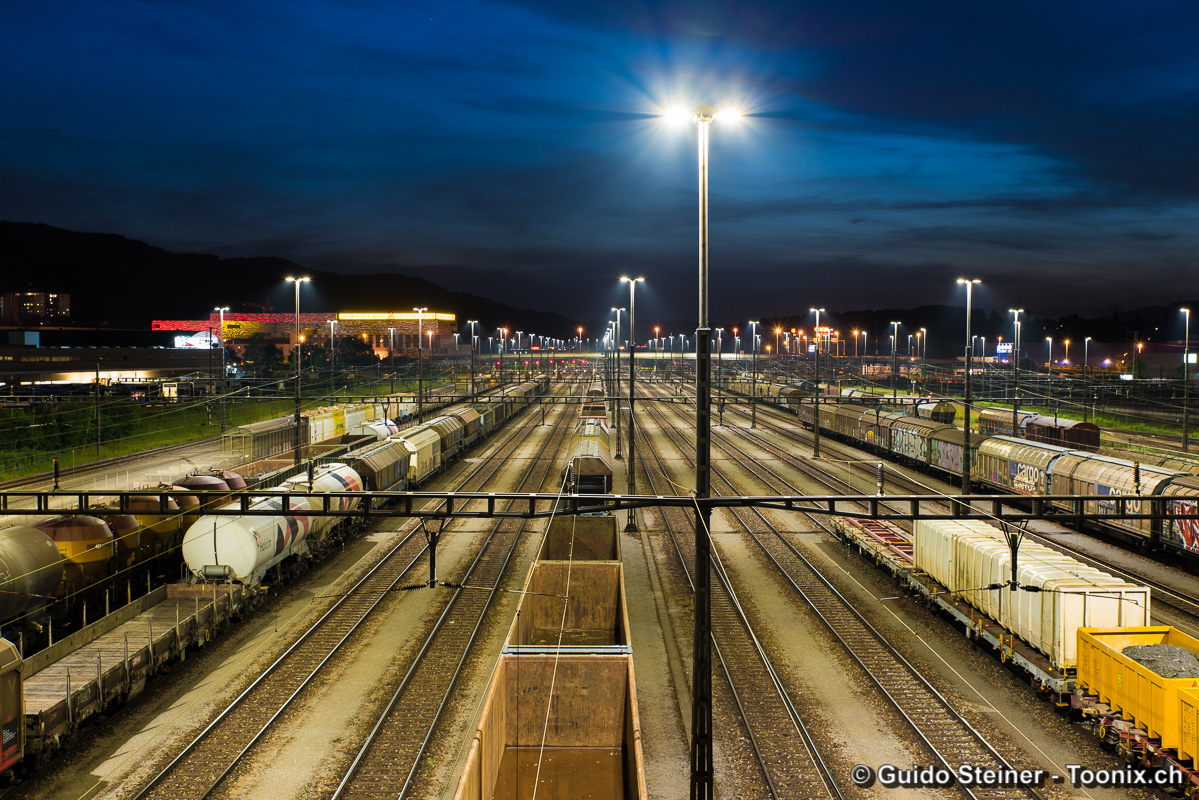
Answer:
xmin=152 ymin=311 xmax=459 ymax=356
xmin=0 ymin=292 xmax=71 ymax=325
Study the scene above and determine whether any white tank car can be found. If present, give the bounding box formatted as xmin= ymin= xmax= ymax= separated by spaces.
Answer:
xmin=182 ymin=463 xmax=362 ymax=585
xmin=280 ymin=463 xmax=363 ymax=538
xmin=350 ymin=418 xmax=398 ymax=441
xmin=182 ymin=497 xmax=315 ymax=584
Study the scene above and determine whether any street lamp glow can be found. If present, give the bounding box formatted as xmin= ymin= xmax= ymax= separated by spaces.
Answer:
xmin=285 ymin=276 xmax=310 ymax=465
xmin=672 ymin=99 xmax=742 ymax=795
xmin=621 ymin=276 xmax=646 ymax=530
xmin=1183 ymin=308 xmax=1192 ymax=451
xmin=956 ymin=278 xmax=981 ymax=496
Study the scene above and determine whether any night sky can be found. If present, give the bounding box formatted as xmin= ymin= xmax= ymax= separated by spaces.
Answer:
xmin=2 ymin=1 xmax=1197 ymax=327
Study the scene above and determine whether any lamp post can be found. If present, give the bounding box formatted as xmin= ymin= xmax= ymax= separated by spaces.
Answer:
xmin=810 ymin=308 xmax=825 ymax=456
xmin=957 ymin=278 xmax=980 ymax=497
xmin=428 ymin=329 xmax=435 ymax=380
xmin=1184 ymin=309 xmax=1191 ymax=451
xmin=749 ymin=320 xmax=760 ymax=428
xmin=1010 ymin=309 xmax=1023 ymax=437
xmin=654 ymin=326 xmax=661 ymax=376
xmin=468 ymin=320 xmax=478 ymax=397
xmin=672 ymin=101 xmax=739 ymax=797
xmin=979 ymin=335 xmax=986 ymax=399
xmin=1046 ymin=336 xmax=1053 ymax=373
xmin=621 ymin=276 xmax=645 ymax=531
xmin=1083 ymin=335 xmax=1093 ymax=423
xmin=214 ymin=306 xmax=229 ymax=432
xmin=715 ymin=327 xmax=724 ymax=425
xmin=919 ymin=327 xmax=927 ymax=384
xmin=498 ymin=327 xmax=506 ymax=387
xmin=890 ymin=321 xmax=900 ymax=400
xmin=388 ymin=327 xmax=396 ymax=395
xmin=611 ymin=307 xmax=625 ymax=458
xmin=328 ymin=319 xmax=337 ymax=394
xmin=412 ymin=307 xmax=428 ymax=423
xmin=285 ymin=276 xmax=310 ymax=465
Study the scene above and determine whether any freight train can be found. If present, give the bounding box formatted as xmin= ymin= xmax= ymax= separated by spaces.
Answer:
xmin=788 ymin=399 xmax=1199 ymax=560
xmin=977 ymin=407 xmax=1101 ymax=451
xmin=0 ymin=376 xmax=551 ymax=782
xmin=182 ymin=377 xmax=550 ymax=586
xmin=835 ymin=516 xmax=1194 ymax=789
xmin=0 ymin=411 xmax=408 ymax=642
xmin=456 ymin=384 xmax=644 ymax=799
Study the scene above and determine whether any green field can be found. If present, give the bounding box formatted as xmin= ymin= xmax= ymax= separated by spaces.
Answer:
xmin=0 ymin=374 xmax=439 ymax=483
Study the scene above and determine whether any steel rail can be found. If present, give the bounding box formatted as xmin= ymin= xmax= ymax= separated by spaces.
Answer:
xmin=690 ymin=416 xmax=1043 ymax=800
xmin=636 ymin=382 xmax=843 ymax=800
xmin=128 ymin=385 xmax=565 ymax=800
xmin=328 ymin=380 xmax=578 ymax=800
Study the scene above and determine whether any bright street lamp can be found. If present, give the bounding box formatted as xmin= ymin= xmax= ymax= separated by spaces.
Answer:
xmin=1010 ymin=309 xmax=1024 ymax=437
xmin=388 ymin=327 xmax=396 ymax=395
xmin=919 ymin=327 xmax=927 ymax=379
xmin=957 ymin=277 xmax=980 ymax=496
xmin=611 ymin=307 xmax=626 ymax=458
xmin=1084 ymin=335 xmax=1093 ymax=422
xmin=285 ymin=276 xmax=310 ymax=465
xmin=810 ymin=308 xmax=825 ymax=456
xmin=415 ymin=307 xmax=428 ymax=423
xmin=328 ymin=319 xmax=337 ymax=391
xmin=214 ymin=306 xmax=229 ymax=432
xmin=621 ymin=276 xmax=645 ymax=530
xmin=670 ymin=101 xmax=740 ymax=795
xmin=467 ymin=320 xmax=478 ymax=397
xmin=749 ymin=320 xmax=760 ymax=428
xmin=1184 ymin=309 xmax=1192 ymax=451
xmin=890 ymin=321 xmax=901 ymax=399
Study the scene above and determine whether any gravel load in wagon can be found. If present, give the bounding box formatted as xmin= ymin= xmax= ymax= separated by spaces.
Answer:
xmin=1123 ymin=644 xmax=1199 ymax=679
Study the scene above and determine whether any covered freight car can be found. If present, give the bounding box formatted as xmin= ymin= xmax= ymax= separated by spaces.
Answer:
xmin=913 ymin=399 xmax=957 ymax=424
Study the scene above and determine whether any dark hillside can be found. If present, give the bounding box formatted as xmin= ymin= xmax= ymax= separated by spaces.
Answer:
xmin=0 ymin=221 xmax=579 ymax=335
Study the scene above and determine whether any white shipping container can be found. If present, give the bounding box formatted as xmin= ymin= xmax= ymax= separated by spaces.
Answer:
xmin=913 ymin=519 xmax=1150 ymax=669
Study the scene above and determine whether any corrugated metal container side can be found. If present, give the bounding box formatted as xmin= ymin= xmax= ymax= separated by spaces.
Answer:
xmin=1049 ymin=453 xmax=1176 ymax=542
xmin=1181 ymin=685 xmax=1199 ymax=761
xmin=1078 ymin=627 xmax=1199 ymax=752
xmin=1158 ymin=475 xmax=1199 ymax=553
xmin=396 ymin=427 xmax=442 ymax=484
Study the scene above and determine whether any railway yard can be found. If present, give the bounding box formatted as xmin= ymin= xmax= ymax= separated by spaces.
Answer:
xmin=2 ymin=366 xmax=1199 ymax=800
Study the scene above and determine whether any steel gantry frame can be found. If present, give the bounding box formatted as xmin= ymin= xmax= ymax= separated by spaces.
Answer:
xmin=0 ymin=489 xmax=1187 ymax=525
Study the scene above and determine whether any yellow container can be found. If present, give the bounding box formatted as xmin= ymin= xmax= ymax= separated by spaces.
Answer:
xmin=1180 ymin=686 xmax=1199 ymax=761
xmin=1078 ymin=627 xmax=1199 ymax=750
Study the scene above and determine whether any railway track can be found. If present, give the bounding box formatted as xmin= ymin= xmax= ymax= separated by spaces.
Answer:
xmin=713 ymin=388 xmax=1199 ymax=624
xmin=634 ymin=385 xmax=842 ymax=799
xmin=325 ymin=385 xmax=577 ymax=800
xmin=642 ymin=381 xmax=1043 ymax=800
xmin=128 ymin=385 xmax=574 ymax=800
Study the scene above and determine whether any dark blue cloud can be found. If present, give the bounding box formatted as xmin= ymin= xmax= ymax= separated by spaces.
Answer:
xmin=1 ymin=0 xmax=1196 ymax=336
